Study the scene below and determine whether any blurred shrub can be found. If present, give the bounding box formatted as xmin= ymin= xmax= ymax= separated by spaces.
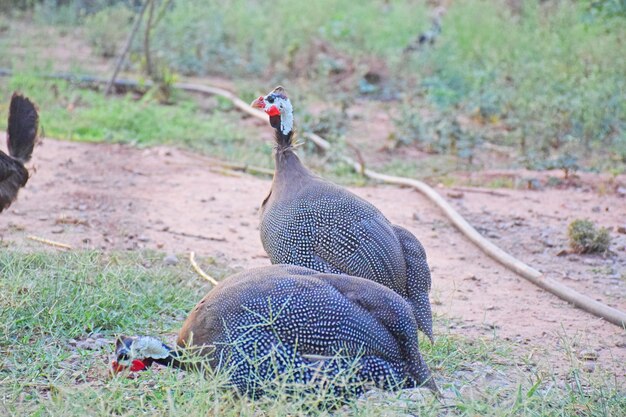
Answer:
xmin=22 ymin=0 xmax=626 ymax=172
xmin=33 ymin=0 xmax=134 ymax=25
xmin=402 ymin=0 xmax=626 ymax=170
xmin=84 ymin=4 xmax=133 ymax=57
xmin=568 ymin=219 xmax=611 ymax=254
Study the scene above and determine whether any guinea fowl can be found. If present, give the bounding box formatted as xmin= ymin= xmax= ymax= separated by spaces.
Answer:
xmin=113 ymin=265 xmax=437 ymax=397
xmin=1 ymin=93 xmax=38 ymax=213
xmin=251 ymin=87 xmax=434 ymax=342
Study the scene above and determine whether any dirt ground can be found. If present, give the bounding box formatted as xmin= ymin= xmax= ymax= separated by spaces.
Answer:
xmin=1 ymin=136 xmax=625 ymax=382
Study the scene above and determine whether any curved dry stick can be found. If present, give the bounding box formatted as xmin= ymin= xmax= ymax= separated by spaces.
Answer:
xmin=175 ymin=83 xmax=626 ymax=328
xmin=189 ymin=251 xmax=219 ymax=286
xmin=337 ymin=161 xmax=626 ymax=328
xmin=1 ymin=69 xmax=623 ymax=328
xmin=26 ymin=235 xmax=73 ymax=250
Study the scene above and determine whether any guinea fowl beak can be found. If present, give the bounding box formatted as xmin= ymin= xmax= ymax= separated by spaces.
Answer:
xmin=250 ymin=96 xmax=265 ymax=109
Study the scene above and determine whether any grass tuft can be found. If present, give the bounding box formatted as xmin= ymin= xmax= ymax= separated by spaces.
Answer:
xmin=1 ymin=251 xmax=623 ymax=415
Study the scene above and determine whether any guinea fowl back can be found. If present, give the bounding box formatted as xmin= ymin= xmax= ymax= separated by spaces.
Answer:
xmin=252 ymin=87 xmax=434 ymax=341
xmin=177 ymin=265 xmax=436 ymax=395
xmin=261 ymin=170 xmax=408 ymax=293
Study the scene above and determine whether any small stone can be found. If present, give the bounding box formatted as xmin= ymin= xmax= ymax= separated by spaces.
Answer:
xmin=591 ymin=206 xmax=601 ymax=213
xmin=51 ymin=226 xmax=64 ymax=234
xmin=138 ymin=235 xmax=150 ymax=242
xmin=582 ymin=361 xmax=595 ymax=373
xmin=617 ymin=226 xmax=626 ymax=235
xmin=240 ymin=221 xmax=250 ymax=227
xmin=163 ymin=254 xmax=178 ymax=266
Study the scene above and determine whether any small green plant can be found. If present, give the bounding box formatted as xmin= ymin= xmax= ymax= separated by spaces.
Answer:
xmin=392 ymin=103 xmax=479 ymax=164
xmin=568 ymin=219 xmax=612 ymax=254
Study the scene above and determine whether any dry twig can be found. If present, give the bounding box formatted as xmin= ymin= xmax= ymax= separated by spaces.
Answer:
xmin=189 ymin=251 xmax=219 ymax=286
xmin=27 ymin=235 xmax=72 ymax=250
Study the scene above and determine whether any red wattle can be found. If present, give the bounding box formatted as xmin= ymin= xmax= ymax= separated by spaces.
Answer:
xmin=130 ymin=359 xmax=147 ymax=371
xmin=267 ymin=105 xmax=280 ymax=117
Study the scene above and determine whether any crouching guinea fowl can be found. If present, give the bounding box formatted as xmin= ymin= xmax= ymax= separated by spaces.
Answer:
xmin=251 ymin=87 xmax=434 ymax=342
xmin=1 ymin=93 xmax=38 ymax=213
xmin=113 ymin=265 xmax=438 ymax=398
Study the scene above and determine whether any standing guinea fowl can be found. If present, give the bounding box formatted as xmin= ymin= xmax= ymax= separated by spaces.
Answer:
xmin=112 ymin=265 xmax=437 ymax=398
xmin=251 ymin=87 xmax=434 ymax=342
xmin=1 ymin=93 xmax=38 ymax=213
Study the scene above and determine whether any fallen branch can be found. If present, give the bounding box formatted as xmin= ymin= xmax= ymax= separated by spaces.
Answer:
xmin=450 ymin=187 xmax=509 ymax=197
xmin=152 ymin=227 xmax=226 ymax=242
xmin=338 ymin=159 xmax=626 ymax=328
xmin=176 ymin=81 xmax=626 ymax=328
xmin=2 ymin=69 xmax=624 ymax=328
xmin=189 ymin=251 xmax=219 ymax=286
xmin=27 ymin=235 xmax=72 ymax=250
xmin=181 ymin=152 xmax=274 ymax=176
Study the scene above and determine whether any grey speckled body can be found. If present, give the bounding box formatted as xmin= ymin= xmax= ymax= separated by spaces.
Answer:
xmin=261 ymin=148 xmax=433 ymax=342
xmin=251 ymin=87 xmax=433 ymax=342
xmin=178 ymin=265 xmax=436 ymax=397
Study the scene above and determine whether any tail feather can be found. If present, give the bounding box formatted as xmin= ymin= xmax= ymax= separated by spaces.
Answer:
xmin=409 ymin=294 xmax=434 ymax=343
xmin=1 ymin=93 xmax=39 ymax=213
xmin=7 ymin=92 xmax=38 ymax=163
xmin=392 ymin=224 xmax=434 ymax=342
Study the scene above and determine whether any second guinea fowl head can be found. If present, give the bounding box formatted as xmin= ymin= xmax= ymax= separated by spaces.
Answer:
xmin=251 ymin=86 xmax=294 ymax=148
xmin=111 ymin=335 xmax=175 ymax=373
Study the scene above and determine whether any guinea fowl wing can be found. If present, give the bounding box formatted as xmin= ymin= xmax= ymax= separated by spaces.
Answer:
xmin=0 ymin=153 xmax=28 ymax=212
xmin=313 ymin=203 xmax=408 ymax=295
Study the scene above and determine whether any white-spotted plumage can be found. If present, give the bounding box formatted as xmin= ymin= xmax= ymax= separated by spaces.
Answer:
xmin=255 ymin=87 xmax=434 ymax=342
xmin=178 ymin=265 xmax=437 ymax=397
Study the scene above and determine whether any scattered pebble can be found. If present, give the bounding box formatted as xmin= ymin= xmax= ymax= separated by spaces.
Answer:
xmin=582 ymin=361 xmax=596 ymax=373
xmin=163 ymin=254 xmax=179 ymax=266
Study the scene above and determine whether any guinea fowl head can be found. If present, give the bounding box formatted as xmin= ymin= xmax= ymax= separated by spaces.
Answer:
xmin=251 ymin=86 xmax=294 ymax=147
xmin=111 ymin=335 xmax=173 ymax=373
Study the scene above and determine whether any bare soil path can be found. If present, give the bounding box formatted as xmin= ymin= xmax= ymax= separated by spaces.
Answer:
xmin=2 ymin=138 xmax=624 ymax=381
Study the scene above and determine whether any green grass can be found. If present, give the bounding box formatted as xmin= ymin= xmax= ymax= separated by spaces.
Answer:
xmin=1 ymin=250 xmax=623 ymax=416
xmin=3 ymin=0 xmax=625 ymax=174
xmin=36 ymin=0 xmax=624 ymax=171
xmin=0 ymin=73 xmax=277 ymax=170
